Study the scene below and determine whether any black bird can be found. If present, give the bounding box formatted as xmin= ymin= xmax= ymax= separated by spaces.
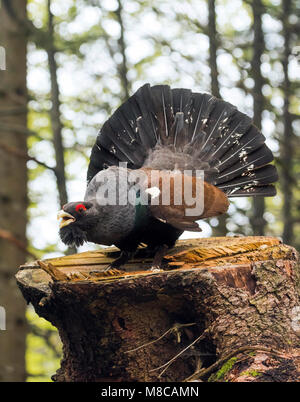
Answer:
xmin=58 ymin=84 xmax=278 ymax=270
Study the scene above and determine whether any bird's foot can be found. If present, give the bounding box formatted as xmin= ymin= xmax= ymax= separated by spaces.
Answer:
xmin=103 ymin=264 xmax=126 ymax=273
xmin=103 ymin=250 xmax=134 ymax=272
xmin=89 ymin=268 xmax=125 ymax=279
xmin=149 ymin=244 xmax=169 ymax=272
xmin=102 ymin=267 xmax=125 ymax=276
xmin=88 ymin=251 xmax=133 ymax=276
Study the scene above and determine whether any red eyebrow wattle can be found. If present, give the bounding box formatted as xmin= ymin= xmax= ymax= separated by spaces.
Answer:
xmin=75 ymin=203 xmax=87 ymax=212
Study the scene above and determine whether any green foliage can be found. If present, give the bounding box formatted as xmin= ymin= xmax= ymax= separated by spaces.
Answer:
xmin=26 ymin=307 xmax=62 ymax=382
xmin=240 ymin=369 xmax=261 ymax=378
xmin=209 ymin=357 xmax=238 ymax=382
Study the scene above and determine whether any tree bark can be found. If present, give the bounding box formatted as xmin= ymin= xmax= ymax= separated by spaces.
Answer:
xmin=0 ymin=0 xmax=28 ymax=382
xmin=250 ymin=0 xmax=266 ymax=236
xmin=207 ymin=0 xmax=228 ymax=237
xmin=46 ymin=0 xmax=68 ymax=208
xmin=208 ymin=0 xmax=220 ymax=99
xmin=46 ymin=0 xmax=75 ymax=254
xmin=281 ymin=0 xmax=294 ymax=246
xmin=16 ymin=237 xmax=300 ymax=382
xmin=115 ymin=0 xmax=131 ymax=101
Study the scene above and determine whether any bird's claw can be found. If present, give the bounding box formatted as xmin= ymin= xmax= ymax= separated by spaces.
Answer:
xmin=103 ymin=264 xmax=126 ymax=274
xmin=89 ymin=266 xmax=125 ymax=276
xmin=104 ymin=268 xmax=125 ymax=276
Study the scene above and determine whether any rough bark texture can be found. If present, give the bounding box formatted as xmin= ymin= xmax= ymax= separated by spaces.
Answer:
xmin=281 ymin=0 xmax=294 ymax=246
xmin=206 ymin=0 xmax=228 ymax=237
xmin=250 ymin=0 xmax=266 ymax=236
xmin=46 ymin=0 xmax=75 ymax=255
xmin=0 ymin=0 xmax=28 ymax=382
xmin=16 ymin=237 xmax=300 ymax=382
xmin=46 ymin=0 xmax=68 ymax=208
xmin=208 ymin=0 xmax=220 ymax=99
xmin=115 ymin=0 xmax=131 ymax=101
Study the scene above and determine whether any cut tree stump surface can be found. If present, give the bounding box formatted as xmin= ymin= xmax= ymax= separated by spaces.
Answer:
xmin=18 ymin=236 xmax=293 ymax=281
xmin=16 ymin=236 xmax=300 ymax=382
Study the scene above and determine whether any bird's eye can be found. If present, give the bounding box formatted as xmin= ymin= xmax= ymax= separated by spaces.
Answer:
xmin=75 ymin=203 xmax=87 ymax=213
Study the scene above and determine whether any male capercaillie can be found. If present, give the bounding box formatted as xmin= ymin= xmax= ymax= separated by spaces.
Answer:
xmin=58 ymin=84 xmax=278 ymax=270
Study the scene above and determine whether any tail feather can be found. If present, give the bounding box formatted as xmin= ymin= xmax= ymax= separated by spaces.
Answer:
xmin=149 ymin=85 xmax=171 ymax=143
xmin=206 ymin=110 xmax=253 ymax=163
xmin=134 ymin=84 xmax=158 ymax=143
xmin=217 ymin=165 xmax=278 ymax=193
xmin=172 ymin=88 xmax=193 ymax=145
xmin=197 ymin=99 xmax=237 ymax=160
xmin=189 ymin=93 xmax=215 ymax=143
xmin=214 ymin=126 xmax=265 ymax=171
xmin=225 ymin=184 xmax=277 ymax=197
xmin=214 ymin=144 xmax=274 ymax=185
xmin=171 ymin=112 xmax=185 ymax=148
xmin=87 ymin=144 xmax=119 ymax=179
xmin=98 ymin=121 xmax=141 ymax=166
xmin=136 ymin=116 xmax=155 ymax=149
xmin=87 ymin=83 xmax=278 ymax=197
xmin=172 ymin=88 xmax=192 ymax=114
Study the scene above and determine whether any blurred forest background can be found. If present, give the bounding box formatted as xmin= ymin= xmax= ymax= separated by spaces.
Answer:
xmin=0 ymin=0 xmax=299 ymax=382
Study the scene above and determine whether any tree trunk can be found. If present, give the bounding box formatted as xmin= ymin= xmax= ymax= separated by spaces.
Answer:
xmin=281 ymin=0 xmax=294 ymax=246
xmin=46 ymin=0 xmax=68 ymax=208
xmin=16 ymin=237 xmax=300 ymax=382
xmin=250 ymin=0 xmax=266 ymax=236
xmin=46 ymin=0 xmax=75 ymax=254
xmin=115 ymin=0 xmax=131 ymax=101
xmin=207 ymin=0 xmax=227 ymax=237
xmin=208 ymin=0 xmax=220 ymax=99
xmin=0 ymin=0 xmax=28 ymax=382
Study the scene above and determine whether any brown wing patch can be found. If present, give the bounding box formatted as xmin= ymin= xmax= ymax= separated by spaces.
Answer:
xmin=140 ymin=168 xmax=229 ymax=231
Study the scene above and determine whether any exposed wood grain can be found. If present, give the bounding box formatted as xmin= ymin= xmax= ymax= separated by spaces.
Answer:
xmin=19 ymin=236 xmax=286 ymax=282
xmin=37 ymin=260 xmax=69 ymax=282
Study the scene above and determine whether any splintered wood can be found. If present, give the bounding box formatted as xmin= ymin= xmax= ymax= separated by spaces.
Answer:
xmin=18 ymin=236 xmax=293 ymax=283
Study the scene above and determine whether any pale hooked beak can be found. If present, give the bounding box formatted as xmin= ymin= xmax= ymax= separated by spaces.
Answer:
xmin=57 ymin=210 xmax=76 ymax=229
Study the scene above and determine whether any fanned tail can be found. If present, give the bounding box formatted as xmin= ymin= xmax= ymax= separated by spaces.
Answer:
xmin=87 ymin=84 xmax=278 ymax=197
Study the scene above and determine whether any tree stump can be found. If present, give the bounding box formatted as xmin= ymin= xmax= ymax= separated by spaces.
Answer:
xmin=16 ymin=236 xmax=300 ymax=382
